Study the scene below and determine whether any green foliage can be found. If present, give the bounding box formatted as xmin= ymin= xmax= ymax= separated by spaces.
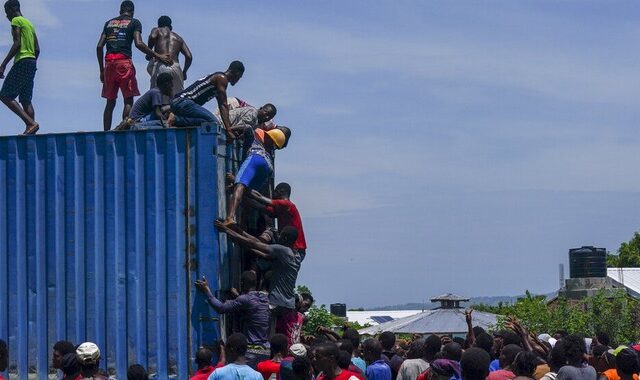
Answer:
xmin=607 ymin=232 xmax=640 ymax=267
xmin=302 ymin=305 xmax=368 ymax=337
xmin=296 ymin=284 xmax=312 ymax=296
xmin=473 ymin=290 xmax=640 ymax=345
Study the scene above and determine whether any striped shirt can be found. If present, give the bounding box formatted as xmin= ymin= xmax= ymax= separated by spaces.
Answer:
xmin=178 ymin=72 xmax=224 ymax=105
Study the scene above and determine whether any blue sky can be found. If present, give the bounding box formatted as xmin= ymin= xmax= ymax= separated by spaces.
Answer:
xmin=6 ymin=0 xmax=640 ymax=308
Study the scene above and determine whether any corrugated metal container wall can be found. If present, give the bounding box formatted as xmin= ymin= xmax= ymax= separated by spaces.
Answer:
xmin=0 ymin=125 xmax=230 ymax=379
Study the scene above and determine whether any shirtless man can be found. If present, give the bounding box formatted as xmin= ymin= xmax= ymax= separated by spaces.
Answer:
xmin=147 ymin=15 xmax=192 ymax=97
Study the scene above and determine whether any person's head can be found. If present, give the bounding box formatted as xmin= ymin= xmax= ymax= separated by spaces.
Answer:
xmin=338 ymin=339 xmax=354 ymax=355
xmin=616 ymin=348 xmax=640 ymax=376
xmin=596 ymin=332 xmax=611 ymax=348
xmin=270 ymin=334 xmax=289 ymax=358
xmin=3 ymin=0 xmax=19 ymax=19
xmin=119 ymin=0 xmax=134 ymax=15
xmin=240 ymin=270 xmax=257 ymax=292
xmin=277 ymin=226 xmax=298 ymax=248
xmin=562 ymin=334 xmax=586 ymax=365
xmin=157 ymin=15 xmax=172 ymax=30
xmin=225 ymin=333 xmax=248 ymax=362
xmin=195 ymin=346 xmax=213 ymax=369
xmin=127 ymin=364 xmax=149 ymax=380
xmin=290 ymin=343 xmax=307 ymax=359
xmin=547 ymin=340 xmax=566 ymax=373
xmin=0 ymin=339 xmax=7 ymax=372
xmin=473 ymin=332 xmax=493 ymax=355
xmin=292 ymin=356 xmax=312 ymax=380
xmin=156 ymin=72 xmax=174 ymax=97
xmin=500 ymin=331 xmax=523 ymax=347
xmin=53 ymin=340 xmax=75 ymax=369
xmin=442 ymin=342 xmax=463 ymax=362
xmin=60 ymin=353 xmax=80 ymax=377
xmin=423 ymin=335 xmax=443 ymax=361
xmin=297 ymin=292 xmax=314 ymax=313
xmin=226 ymin=61 xmax=245 ymax=86
xmin=407 ymin=338 xmax=425 ymax=359
xmin=273 ymin=183 xmax=292 ymax=200
xmin=313 ymin=342 xmax=339 ymax=375
xmin=590 ymin=344 xmax=613 ymax=372
xmin=76 ymin=342 xmax=101 ymax=373
xmin=553 ymin=330 xmax=568 ymax=340
xmin=278 ymin=126 xmax=291 ymax=148
xmin=379 ymin=332 xmax=396 ymax=351
xmin=498 ymin=344 xmax=523 ymax=369
xmin=337 ymin=350 xmax=351 ymax=370
xmin=460 ymin=347 xmax=491 ymax=380
xmin=472 ymin=326 xmax=486 ymax=337
xmin=512 ymin=351 xmax=538 ymax=377
xmin=258 ymin=104 xmax=277 ymax=123
xmin=362 ymin=338 xmax=383 ymax=365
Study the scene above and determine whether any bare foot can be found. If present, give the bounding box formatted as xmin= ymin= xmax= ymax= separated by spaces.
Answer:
xmin=23 ymin=123 xmax=39 ymax=135
xmin=167 ymin=112 xmax=176 ymax=127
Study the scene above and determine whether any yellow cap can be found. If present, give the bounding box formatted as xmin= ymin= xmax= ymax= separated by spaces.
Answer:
xmin=266 ymin=129 xmax=286 ymax=149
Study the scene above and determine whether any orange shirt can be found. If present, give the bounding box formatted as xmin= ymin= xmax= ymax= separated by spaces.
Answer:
xmin=602 ymin=368 xmax=639 ymax=380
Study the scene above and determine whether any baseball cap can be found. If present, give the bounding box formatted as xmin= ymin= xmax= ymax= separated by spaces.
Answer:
xmin=76 ymin=342 xmax=100 ymax=364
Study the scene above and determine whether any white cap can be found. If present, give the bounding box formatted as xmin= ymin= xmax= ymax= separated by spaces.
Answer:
xmin=289 ymin=343 xmax=307 ymax=358
xmin=76 ymin=342 xmax=100 ymax=364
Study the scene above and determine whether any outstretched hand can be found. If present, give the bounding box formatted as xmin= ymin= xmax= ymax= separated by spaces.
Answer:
xmin=465 ymin=309 xmax=473 ymax=324
xmin=194 ymin=277 xmax=211 ymax=294
xmin=214 ymin=219 xmax=228 ymax=231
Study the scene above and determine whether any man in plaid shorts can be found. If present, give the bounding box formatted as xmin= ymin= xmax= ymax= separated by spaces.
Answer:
xmin=0 ymin=0 xmax=39 ymax=135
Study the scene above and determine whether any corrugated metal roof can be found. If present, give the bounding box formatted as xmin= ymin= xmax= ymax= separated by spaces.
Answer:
xmin=347 ymin=310 xmax=422 ymax=326
xmin=607 ymin=268 xmax=640 ymax=298
xmin=430 ymin=293 xmax=469 ymax=302
xmin=358 ymin=308 xmax=498 ymax=335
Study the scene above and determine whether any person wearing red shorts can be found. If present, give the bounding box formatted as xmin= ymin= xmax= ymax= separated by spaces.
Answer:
xmin=96 ymin=1 xmax=171 ymax=131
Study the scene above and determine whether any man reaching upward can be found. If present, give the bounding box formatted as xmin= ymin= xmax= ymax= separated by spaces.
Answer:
xmin=146 ymin=15 xmax=192 ymax=97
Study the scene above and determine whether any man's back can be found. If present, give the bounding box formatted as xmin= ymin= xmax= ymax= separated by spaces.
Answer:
xmin=209 ymin=363 xmax=262 ymax=380
xmin=151 ymin=27 xmax=184 ymax=63
xmin=266 ymin=245 xmax=301 ymax=309
xmin=103 ymin=15 xmax=141 ymax=57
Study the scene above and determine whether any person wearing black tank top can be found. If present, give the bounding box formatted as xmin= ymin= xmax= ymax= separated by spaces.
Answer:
xmin=169 ymin=60 xmax=244 ymax=138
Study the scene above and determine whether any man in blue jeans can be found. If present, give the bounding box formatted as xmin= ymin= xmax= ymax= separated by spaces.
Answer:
xmin=168 ymin=60 xmax=244 ymax=137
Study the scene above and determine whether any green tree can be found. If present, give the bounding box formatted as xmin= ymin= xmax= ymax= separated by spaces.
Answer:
xmin=607 ymin=232 xmax=640 ymax=267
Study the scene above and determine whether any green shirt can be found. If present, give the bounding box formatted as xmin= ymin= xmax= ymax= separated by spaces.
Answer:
xmin=11 ymin=16 xmax=36 ymax=62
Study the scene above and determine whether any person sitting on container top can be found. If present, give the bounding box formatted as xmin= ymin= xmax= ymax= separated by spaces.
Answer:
xmin=52 ymin=340 xmax=75 ymax=371
xmin=460 ymin=348 xmax=491 ymax=380
xmin=195 ymin=270 xmax=270 ymax=368
xmin=220 ymin=126 xmax=291 ymax=230
xmin=314 ymin=342 xmax=362 ymax=380
xmin=276 ymin=292 xmax=314 ymax=347
xmin=247 ymin=182 xmax=307 ymax=262
xmin=257 ymin=334 xmax=288 ymax=380
xmin=208 ymin=333 xmax=262 ymax=380
xmin=0 ymin=339 xmax=7 ymax=380
xmin=117 ymin=72 xmax=173 ymax=130
xmin=76 ymin=342 xmax=108 ymax=380
xmin=215 ymin=222 xmax=301 ymax=325
xmin=363 ymin=339 xmax=392 ymax=380
xmin=168 ymin=60 xmax=244 ymax=134
xmin=127 ymin=364 xmax=149 ymax=380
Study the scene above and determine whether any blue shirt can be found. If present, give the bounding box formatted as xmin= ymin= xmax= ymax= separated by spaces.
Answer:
xmin=352 ymin=357 xmax=367 ymax=375
xmin=366 ymin=360 xmax=392 ymax=380
xmin=208 ymin=363 xmax=263 ymax=380
xmin=489 ymin=359 xmax=500 ymax=372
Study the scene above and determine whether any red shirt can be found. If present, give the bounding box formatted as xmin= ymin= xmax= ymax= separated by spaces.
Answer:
xmin=318 ymin=370 xmax=363 ymax=380
xmin=257 ymin=359 xmax=281 ymax=380
xmin=275 ymin=310 xmax=304 ymax=346
xmin=190 ymin=364 xmax=222 ymax=380
xmin=266 ymin=199 xmax=307 ymax=250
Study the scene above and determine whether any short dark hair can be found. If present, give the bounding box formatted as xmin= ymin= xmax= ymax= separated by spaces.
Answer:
xmin=262 ymin=103 xmax=277 ymax=118
xmin=453 ymin=337 xmax=466 ymax=347
xmin=337 ymin=350 xmax=351 ymax=370
xmin=592 ymin=344 xmax=608 ymax=357
xmin=473 ymin=332 xmax=493 ymax=355
xmin=157 ymin=15 xmax=172 ymax=29
xmin=596 ymin=332 xmax=611 ymax=347
xmin=363 ymin=338 xmax=383 ymax=358
xmin=379 ymin=332 xmax=396 ymax=351
xmin=442 ymin=342 xmax=462 ymax=362
xmin=547 ymin=341 xmax=566 ymax=372
xmin=472 ymin=326 xmax=486 ymax=337
xmin=278 ymin=126 xmax=291 ymax=147
xmin=300 ymin=292 xmax=314 ymax=305
xmin=275 ymin=182 xmax=291 ymax=198
xmin=342 ymin=329 xmax=361 ymax=349
xmin=424 ymin=335 xmax=442 ymax=358
xmin=120 ymin=0 xmax=134 ymax=13
xmin=228 ymin=61 xmax=245 ymax=74
xmin=512 ymin=351 xmax=538 ymax=377
xmin=127 ymin=364 xmax=148 ymax=380
xmin=338 ymin=339 xmax=354 ymax=355
xmin=499 ymin=344 xmax=523 ymax=369
xmin=501 ymin=331 xmax=523 ymax=347
xmin=54 ymin=340 xmax=75 ymax=356
xmin=461 ymin=347 xmax=491 ymax=380
xmin=278 ymin=226 xmax=299 ymax=246
xmin=60 ymin=353 xmax=79 ymax=376
xmin=616 ymin=348 xmax=640 ymax=375
xmin=4 ymin=0 xmax=19 ymax=13
xmin=316 ymin=342 xmax=340 ymax=361
xmin=241 ymin=270 xmax=257 ymax=289
xmin=270 ymin=334 xmax=289 ymax=356
xmin=292 ymin=356 xmax=311 ymax=380
xmin=226 ymin=333 xmax=248 ymax=357
xmin=156 ymin=72 xmax=173 ymax=86
xmin=562 ymin=335 xmax=586 ymax=364
xmin=195 ymin=347 xmax=213 ymax=366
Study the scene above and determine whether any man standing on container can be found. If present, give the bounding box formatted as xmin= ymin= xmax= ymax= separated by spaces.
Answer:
xmin=146 ymin=15 xmax=192 ymax=97
xmin=96 ymin=0 xmax=172 ymax=131
xmin=0 ymin=0 xmax=39 ymax=134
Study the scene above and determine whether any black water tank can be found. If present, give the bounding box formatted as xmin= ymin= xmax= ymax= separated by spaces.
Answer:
xmin=569 ymin=246 xmax=607 ymax=278
xmin=330 ymin=303 xmax=347 ymax=318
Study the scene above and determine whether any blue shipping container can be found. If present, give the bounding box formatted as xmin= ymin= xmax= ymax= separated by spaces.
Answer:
xmin=0 ymin=125 xmax=240 ymax=379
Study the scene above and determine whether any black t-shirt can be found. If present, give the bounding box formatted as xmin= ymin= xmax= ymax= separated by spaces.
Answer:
xmin=102 ymin=15 xmax=142 ymax=57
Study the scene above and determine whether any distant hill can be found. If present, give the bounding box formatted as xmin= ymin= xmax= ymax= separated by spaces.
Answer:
xmin=369 ymin=295 xmax=521 ymax=311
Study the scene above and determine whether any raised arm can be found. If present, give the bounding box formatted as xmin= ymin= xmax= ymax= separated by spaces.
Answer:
xmin=145 ymin=27 xmax=158 ymax=61
xmin=0 ymin=26 xmax=22 ymax=78
xmin=180 ymin=39 xmax=192 ymax=81
xmin=464 ymin=309 xmax=475 ymax=348
xmin=195 ymin=277 xmax=246 ymax=314
xmin=215 ymin=220 xmax=271 ymax=255
xmin=248 ymin=189 xmax=273 ymax=206
xmin=213 ymin=74 xmax=234 ymax=138
xmin=96 ymin=32 xmax=106 ymax=83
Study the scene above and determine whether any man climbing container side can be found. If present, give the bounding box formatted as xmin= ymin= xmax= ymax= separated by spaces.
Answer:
xmin=0 ymin=0 xmax=39 ymax=135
